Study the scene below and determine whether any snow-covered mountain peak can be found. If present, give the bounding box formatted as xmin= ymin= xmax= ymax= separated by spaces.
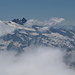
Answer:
xmin=0 ymin=18 xmax=75 ymax=68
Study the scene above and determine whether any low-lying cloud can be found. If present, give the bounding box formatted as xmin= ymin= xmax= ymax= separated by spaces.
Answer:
xmin=0 ymin=46 xmax=75 ymax=75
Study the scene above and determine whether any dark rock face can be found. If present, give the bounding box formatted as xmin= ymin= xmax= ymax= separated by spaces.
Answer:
xmin=12 ymin=18 xmax=27 ymax=25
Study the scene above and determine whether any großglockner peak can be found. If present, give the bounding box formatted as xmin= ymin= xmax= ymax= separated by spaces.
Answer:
xmin=12 ymin=18 xmax=27 ymax=25
xmin=0 ymin=18 xmax=75 ymax=68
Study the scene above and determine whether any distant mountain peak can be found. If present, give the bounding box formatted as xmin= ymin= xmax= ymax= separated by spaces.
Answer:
xmin=12 ymin=18 xmax=27 ymax=25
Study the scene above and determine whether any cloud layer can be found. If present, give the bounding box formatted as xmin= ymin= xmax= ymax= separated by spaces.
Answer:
xmin=0 ymin=46 xmax=75 ymax=75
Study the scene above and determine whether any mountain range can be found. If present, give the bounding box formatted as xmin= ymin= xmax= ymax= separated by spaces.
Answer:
xmin=0 ymin=18 xmax=75 ymax=68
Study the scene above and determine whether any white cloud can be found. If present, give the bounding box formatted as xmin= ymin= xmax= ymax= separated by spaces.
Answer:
xmin=25 ymin=17 xmax=65 ymax=27
xmin=49 ymin=17 xmax=65 ymax=25
xmin=24 ymin=17 xmax=65 ymax=32
xmin=24 ymin=19 xmax=43 ymax=27
xmin=0 ymin=46 xmax=75 ymax=75
xmin=39 ymin=17 xmax=65 ymax=32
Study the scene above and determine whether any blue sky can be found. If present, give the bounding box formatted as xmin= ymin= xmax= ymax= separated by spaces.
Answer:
xmin=0 ymin=0 xmax=75 ymax=24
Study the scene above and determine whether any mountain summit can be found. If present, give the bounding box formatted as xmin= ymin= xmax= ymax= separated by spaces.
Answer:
xmin=12 ymin=18 xmax=27 ymax=25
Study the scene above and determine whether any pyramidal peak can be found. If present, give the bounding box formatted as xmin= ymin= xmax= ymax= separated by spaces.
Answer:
xmin=12 ymin=17 xmax=27 ymax=25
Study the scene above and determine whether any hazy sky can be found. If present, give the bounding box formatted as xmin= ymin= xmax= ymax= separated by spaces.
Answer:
xmin=0 ymin=0 xmax=75 ymax=23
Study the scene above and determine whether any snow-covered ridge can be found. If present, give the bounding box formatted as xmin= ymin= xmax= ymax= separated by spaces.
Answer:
xmin=0 ymin=20 xmax=19 ymax=36
xmin=0 ymin=17 xmax=65 ymax=37
xmin=0 ymin=20 xmax=36 ymax=37
xmin=0 ymin=18 xmax=75 ymax=70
